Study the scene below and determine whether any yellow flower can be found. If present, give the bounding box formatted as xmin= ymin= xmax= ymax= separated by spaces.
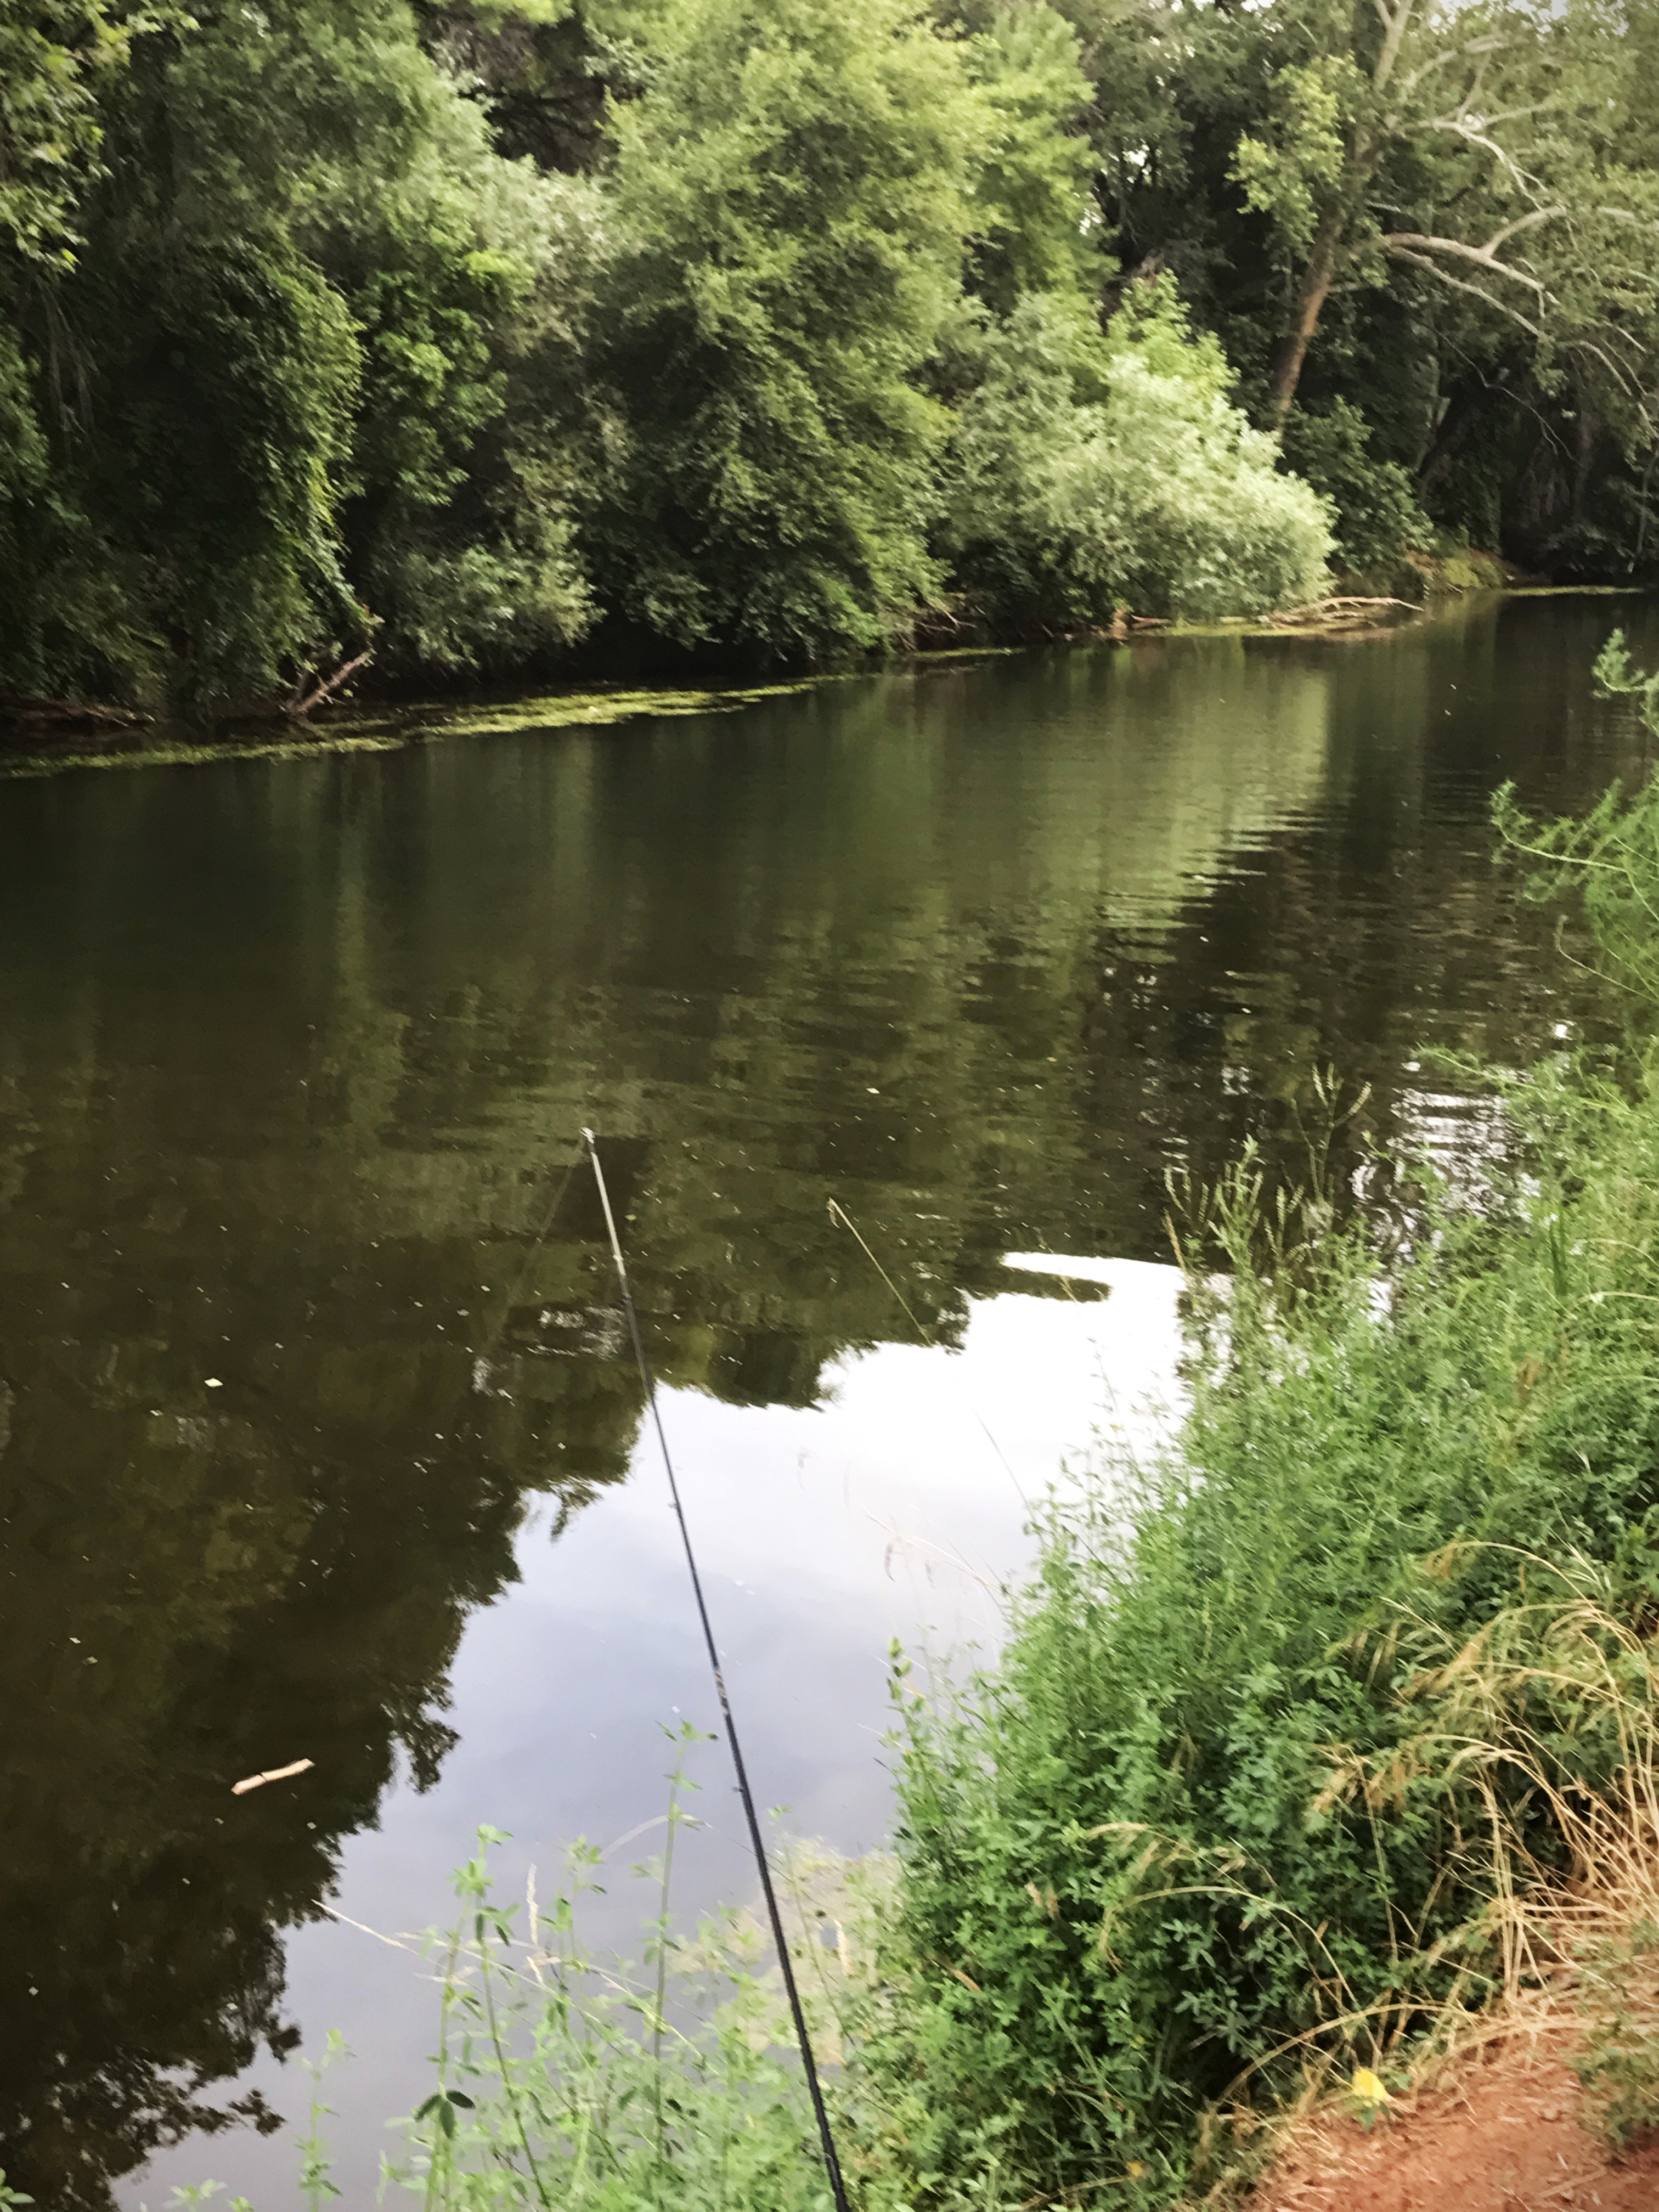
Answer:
xmin=1125 ymin=2161 xmax=1146 ymax=2181
xmin=1350 ymin=2066 xmax=1391 ymax=2107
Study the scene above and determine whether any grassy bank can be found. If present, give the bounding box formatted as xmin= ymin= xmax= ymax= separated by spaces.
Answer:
xmin=142 ymin=644 xmax=1659 ymax=2210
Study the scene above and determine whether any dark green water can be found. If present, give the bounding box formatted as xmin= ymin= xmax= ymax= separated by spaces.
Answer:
xmin=0 ymin=596 xmax=1653 ymax=2205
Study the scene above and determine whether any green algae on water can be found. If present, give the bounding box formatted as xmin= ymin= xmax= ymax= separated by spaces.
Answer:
xmin=0 ymin=677 xmax=836 ymax=782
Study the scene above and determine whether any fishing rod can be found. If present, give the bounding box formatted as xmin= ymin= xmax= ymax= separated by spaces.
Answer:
xmin=581 ymin=1129 xmax=853 ymax=2212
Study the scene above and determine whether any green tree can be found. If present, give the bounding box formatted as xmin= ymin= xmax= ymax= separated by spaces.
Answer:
xmin=0 ymin=0 xmax=174 ymax=266
xmin=959 ymin=1 xmax=1105 ymax=316
xmin=592 ymin=0 xmax=985 ymax=660
xmin=0 ymin=0 xmax=183 ymax=704
xmin=1230 ymin=0 xmax=1659 ymax=425
xmin=0 ymin=0 xmax=602 ymax=715
xmin=309 ymin=87 xmax=607 ymax=676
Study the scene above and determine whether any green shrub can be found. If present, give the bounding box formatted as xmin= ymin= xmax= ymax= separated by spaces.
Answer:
xmin=941 ymin=282 xmax=1334 ymax=630
xmin=1573 ymin=1920 xmax=1659 ymax=2149
xmin=1279 ymin=399 xmax=1430 ymax=577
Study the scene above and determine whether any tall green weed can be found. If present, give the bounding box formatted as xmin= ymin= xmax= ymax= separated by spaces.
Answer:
xmin=378 ymin=1826 xmax=833 ymax=2210
xmin=177 ymin=1734 xmax=848 ymax=2211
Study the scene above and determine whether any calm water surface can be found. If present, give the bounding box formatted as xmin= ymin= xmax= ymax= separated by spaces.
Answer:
xmin=1 ymin=596 xmax=1655 ymax=2205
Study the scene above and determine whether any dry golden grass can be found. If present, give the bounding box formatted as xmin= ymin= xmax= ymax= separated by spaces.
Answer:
xmin=1199 ymin=1557 xmax=1659 ymax=2204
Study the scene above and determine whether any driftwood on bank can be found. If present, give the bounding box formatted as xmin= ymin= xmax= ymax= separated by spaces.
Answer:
xmin=1107 ymin=607 xmax=1171 ymax=637
xmin=1265 ymin=595 xmax=1418 ymax=628
xmin=283 ymin=648 xmax=375 ymax=721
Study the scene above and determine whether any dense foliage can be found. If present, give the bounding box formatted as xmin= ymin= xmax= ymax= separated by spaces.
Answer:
xmin=590 ymin=0 xmax=981 ymax=658
xmin=3 ymin=0 xmax=1659 ymax=715
xmin=941 ymin=282 xmax=1333 ymax=623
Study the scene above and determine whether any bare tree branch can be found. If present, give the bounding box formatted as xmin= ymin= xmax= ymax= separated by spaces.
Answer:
xmin=1558 ymin=335 xmax=1642 ymax=399
xmin=1372 ymin=0 xmax=1420 ymax=94
xmin=1482 ymin=204 xmax=1566 ymax=253
xmin=284 ymin=648 xmax=374 ymax=720
xmin=1456 ymin=102 xmax=1555 ymax=129
xmin=1425 ymin=117 xmax=1548 ymax=198
xmin=1395 ymin=42 xmax=1481 ymax=104
xmin=1379 ymin=244 xmax=1544 ymax=332
xmin=1378 ymin=215 xmax=1560 ymax=296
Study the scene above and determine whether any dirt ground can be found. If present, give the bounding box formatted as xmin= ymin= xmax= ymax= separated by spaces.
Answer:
xmin=1246 ymin=2030 xmax=1659 ymax=2212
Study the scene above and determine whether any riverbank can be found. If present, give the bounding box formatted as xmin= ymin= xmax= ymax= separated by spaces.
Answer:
xmin=845 ymin=651 xmax=1659 ymax=2205
xmin=0 ymin=585 xmax=1634 ymax=785
xmin=1249 ymin=2025 xmax=1659 ymax=2210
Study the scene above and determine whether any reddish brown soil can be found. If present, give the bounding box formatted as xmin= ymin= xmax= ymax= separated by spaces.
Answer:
xmin=1247 ymin=2033 xmax=1659 ymax=2212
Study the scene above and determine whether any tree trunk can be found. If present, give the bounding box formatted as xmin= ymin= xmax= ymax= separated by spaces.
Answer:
xmin=1570 ymin=376 xmax=1596 ymax=525
xmin=1268 ymin=212 xmax=1346 ymax=428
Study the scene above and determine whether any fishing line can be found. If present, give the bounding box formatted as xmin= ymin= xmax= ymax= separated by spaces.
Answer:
xmin=826 ymin=1196 xmax=1028 ymax=1509
xmin=465 ymin=1145 xmax=585 ymax=1390
xmin=826 ymin=1198 xmax=932 ymax=1345
xmin=582 ymin=1129 xmax=854 ymax=2212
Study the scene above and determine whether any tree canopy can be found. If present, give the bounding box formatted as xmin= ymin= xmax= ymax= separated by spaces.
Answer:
xmin=2 ymin=0 xmax=1658 ymax=719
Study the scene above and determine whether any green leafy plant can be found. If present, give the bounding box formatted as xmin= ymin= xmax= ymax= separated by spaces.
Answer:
xmin=1574 ymin=1920 xmax=1659 ymax=2149
xmin=1280 ymin=400 xmax=1430 ymax=576
xmin=297 ymin=2033 xmax=347 ymax=2209
xmin=207 ymin=1728 xmax=827 ymax=2210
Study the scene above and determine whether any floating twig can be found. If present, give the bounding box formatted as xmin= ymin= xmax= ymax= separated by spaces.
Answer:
xmin=232 ymin=1757 xmax=314 ymax=1796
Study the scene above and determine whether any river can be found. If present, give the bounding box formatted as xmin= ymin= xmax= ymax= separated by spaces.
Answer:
xmin=0 ymin=594 xmax=1652 ymax=2206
